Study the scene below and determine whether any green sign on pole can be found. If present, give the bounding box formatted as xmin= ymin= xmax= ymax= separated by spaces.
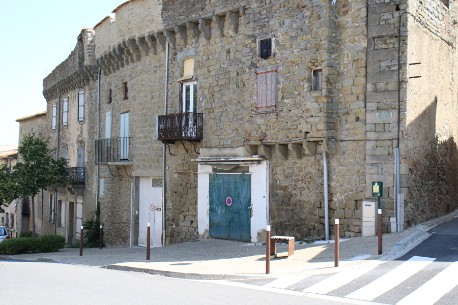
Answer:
xmin=372 ymin=181 xmax=383 ymax=198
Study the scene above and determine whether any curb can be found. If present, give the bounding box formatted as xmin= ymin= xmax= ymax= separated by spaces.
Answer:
xmin=104 ymin=264 xmax=256 ymax=281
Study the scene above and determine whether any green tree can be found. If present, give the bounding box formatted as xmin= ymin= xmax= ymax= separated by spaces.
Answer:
xmin=14 ymin=134 xmax=69 ymax=236
xmin=0 ymin=164 xmax=19 ymax=213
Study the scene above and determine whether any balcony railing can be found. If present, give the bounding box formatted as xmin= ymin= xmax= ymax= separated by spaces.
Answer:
xmin=68 ymin=167 xmax=85 ymax=185
xmin=95 ymin=137 xmax=133 ymax=164
xmin=157 ymin=112 xmax=203 ymax=143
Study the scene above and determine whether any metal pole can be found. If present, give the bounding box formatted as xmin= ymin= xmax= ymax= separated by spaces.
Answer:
xmin=334 ymin=219 xmax=339 ymax=267
xmin=146 ymin=222 xmax=151 ymax=260
xmin=266 ymin=225 xmax=271 ymax=274
xmin=378 ymin=209 xmax=383 ymax=255
xmin=79 ymin=226 xmax=84 ymax=256
xmin=99 ymin=224 xmax=103 ymax=250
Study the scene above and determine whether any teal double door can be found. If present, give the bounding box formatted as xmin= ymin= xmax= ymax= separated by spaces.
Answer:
xmin=209 ymin=173 xmax=251 ymax=242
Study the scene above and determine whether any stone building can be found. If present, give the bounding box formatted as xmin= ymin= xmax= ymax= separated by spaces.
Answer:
xmin=14 ymin=112 xmax=49 ymax=236
xmin=41 ymin=0 xmax=458 ymax=247
xmin=0 ymin=146 xmax=18 ymax=237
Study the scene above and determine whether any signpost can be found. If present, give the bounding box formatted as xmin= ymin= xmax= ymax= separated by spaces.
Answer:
xmin=372 ymin=181 xmax=383 ymax=209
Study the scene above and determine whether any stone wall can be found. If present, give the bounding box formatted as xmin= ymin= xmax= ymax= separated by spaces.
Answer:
xmin=39 ymin=0 xmax=458 ymax=246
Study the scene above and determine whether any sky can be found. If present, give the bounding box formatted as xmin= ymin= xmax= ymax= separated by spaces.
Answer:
xmin=0 ymin=0 xmax=123 ymax=147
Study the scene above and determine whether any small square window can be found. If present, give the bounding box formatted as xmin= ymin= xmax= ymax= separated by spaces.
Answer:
xmin=312 ymin=69 xmax=322 ymax=91
xmin=123 ymin=82 xmax=128 ymax=100
xmin=258 ymin=37 xmax=275 ymax=60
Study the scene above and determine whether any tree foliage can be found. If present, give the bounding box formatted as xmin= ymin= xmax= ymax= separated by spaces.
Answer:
xmin=0 ymin=134 xmax=69 ymax=233
xmin=0 ymin=164 xmax=18 ymax=213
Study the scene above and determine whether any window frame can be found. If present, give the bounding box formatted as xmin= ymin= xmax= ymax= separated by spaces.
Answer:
xmin=312 ymin=69 xmax=323 ymax=91
xmin=77 ymin=90 xmax=85 ymax=122
xmin=51 ymin=104 xmax=57 ymax=129
xmin=123 ymin=82 xmax=128 ymax=100
xmin=257 ymin=36 xmax=275 ymax=60
xmin=62 ymin=98 xmax=68 ymax=126
xmin=181 ymin=80 xmax=198 ymax=113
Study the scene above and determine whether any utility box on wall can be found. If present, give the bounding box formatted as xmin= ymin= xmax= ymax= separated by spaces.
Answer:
xmin=362 ymin=200 xmax=376 ymax=236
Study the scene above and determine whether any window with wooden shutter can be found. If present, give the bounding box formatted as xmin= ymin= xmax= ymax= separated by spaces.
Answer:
xmin=256 ymin=66 xmax=278 ymax=112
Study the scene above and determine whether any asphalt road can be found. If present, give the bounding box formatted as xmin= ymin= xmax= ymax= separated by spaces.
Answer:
xmin=399 ymin=216 xmax=458 ymax=262
xmin=0 ymin=261 xmax=357 ymax=305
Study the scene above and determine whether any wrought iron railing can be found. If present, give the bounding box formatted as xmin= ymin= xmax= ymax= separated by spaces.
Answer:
xmin=157 ymin=112 xmax=203 ymax=143
xmin=68 ymin=167 xmax=85 ymax=185
xmin=95 ymin=137 xmax=133 ymax=163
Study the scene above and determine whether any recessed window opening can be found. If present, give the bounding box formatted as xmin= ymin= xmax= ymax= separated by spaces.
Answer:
xmin=123 ymin=82 xmax=128 ymax=100
xmin=77 ymin=90 xmax=85 ymax=122
xmin=108 ymin=89 xmax=112 ymax=104
xmin=51 ymin=104 xmax=57 ymax=129
xmin=312 ymin=69 xmax=322 ymax=91
xmin=258 ymin=37 xmax=275 ymax=60
xmin=182 ymin=81 xmax=198 ymax=113
xmin=62 ymin=98 xmax=68 ymax=126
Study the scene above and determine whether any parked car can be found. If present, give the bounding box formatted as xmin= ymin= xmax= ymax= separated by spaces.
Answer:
xmin=0 ymin=226 xmax=9 ymax=243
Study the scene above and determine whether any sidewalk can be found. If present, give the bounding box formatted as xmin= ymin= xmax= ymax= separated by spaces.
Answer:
xmin=2 ymin=210 xmax=457 ymax=280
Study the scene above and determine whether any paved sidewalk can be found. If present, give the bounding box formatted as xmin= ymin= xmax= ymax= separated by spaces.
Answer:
xmin=2 ymin=210 xmax=457 ymax=280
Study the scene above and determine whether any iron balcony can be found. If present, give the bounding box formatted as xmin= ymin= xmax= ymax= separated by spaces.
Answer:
xmin=68 ymin=167 xmax=85 ymax=185
xmin=157 ymin=112 xmax=203 ymax=143
xmin=95 ymin=137 xmax=133 ymax=164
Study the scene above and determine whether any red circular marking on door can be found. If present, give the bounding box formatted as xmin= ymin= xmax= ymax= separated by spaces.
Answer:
xmin=226 ymin=197 xmax=233 ymax=206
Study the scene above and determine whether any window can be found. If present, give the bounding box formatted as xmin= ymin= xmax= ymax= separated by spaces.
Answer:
xmin=123 ymin=82 xmax=128 ymax=100
xmin=312 ymin=69 xmax=322 ymax=91
xmin=181 ymin=81 xmax=197 ymax=113
xmin=10 ymin=214 xmax=14 ymax=228
xmin=58 ymin=201 xmax=64 ymax=228
xmin=258 ymin=37 xmax=275 ymax=59
xmin=62 ymin=98 xmax=68 ymax=126
xmin=51 ymin=104 xmax=57 ymax=129
xmin=78 ymin=91 xmax=85 ymax=122
xmin=108 ymin=88 xmax=112 ymax=104
xmin=256 ymin=66 xmax=278 ymax=112
xmin=120 ymin=113 xmax=130 ymax=160
xmin=105 ymin=111 xmax=112 ymax=139
xmin=99 ymin=178 xmax=105 ymax=197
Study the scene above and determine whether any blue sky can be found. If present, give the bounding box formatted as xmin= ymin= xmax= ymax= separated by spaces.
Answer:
xmin=0 ymin=0 xmax=122 ymax=146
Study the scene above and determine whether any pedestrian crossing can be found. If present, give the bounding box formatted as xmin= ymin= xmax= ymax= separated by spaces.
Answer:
xmin=222 ymin=256 xmax=458 ymax=305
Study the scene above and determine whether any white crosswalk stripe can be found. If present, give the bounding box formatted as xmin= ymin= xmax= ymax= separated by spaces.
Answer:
xmin=396 ymin=261 xmax=458 ymax=305
xmin=346 ymin=256 xmax=435 ymax=301
xmin=303 ymin=260 xmax=383 ymax=294
xmin=264 ymin=274 xmax=310 ymax=289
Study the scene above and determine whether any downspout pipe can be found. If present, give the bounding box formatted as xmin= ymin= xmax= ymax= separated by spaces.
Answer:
xmin=96 ymin=69 xmax=101 ymax=237
xmin=396 ymin=12 xmax=408 ymax=233
xmin=55 ymin=95 xmax=62 ymax=236
xmin=162 ymin=42 xmax=169 ymax=246
xmin=323 ymin=150 xmax=329 ymax=241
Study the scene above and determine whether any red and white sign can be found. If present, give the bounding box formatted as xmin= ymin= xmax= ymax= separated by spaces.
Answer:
xmin=225 ymin=197 xmax=233 ymax=206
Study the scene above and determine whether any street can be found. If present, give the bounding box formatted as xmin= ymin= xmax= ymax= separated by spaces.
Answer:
xmin=215 ymin=217 xmax=458 ymax=305
xmin=0 ymin=260 xmax=358 ymax=305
